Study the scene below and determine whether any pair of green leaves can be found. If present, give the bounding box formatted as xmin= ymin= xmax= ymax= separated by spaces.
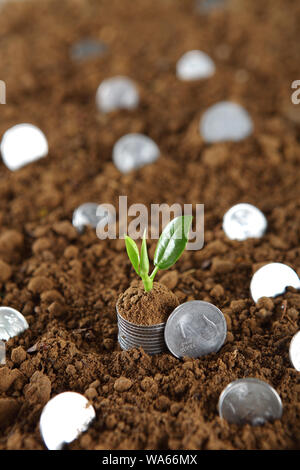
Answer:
xmin=125 ymin=215 xmax=193 ymax=292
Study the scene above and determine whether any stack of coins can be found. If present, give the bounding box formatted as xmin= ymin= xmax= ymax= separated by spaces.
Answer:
xmin=117 ymin=308 xmax=167 ymax=355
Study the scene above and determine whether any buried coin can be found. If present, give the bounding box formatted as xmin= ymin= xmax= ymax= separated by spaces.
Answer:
xmin=113 ymin=133 xmax=160 ymax=173
xmin=70 ymin=39 xmax=107 ymax=62
xmin=164 ymin=300 xmax=227 ymax=358
xmin=223 ymin=203 xmax=267 ymax=241
xmin=0 ymin=307 xmax=29 ymax=341
xmin=176 ymin=50 xmax=215 ymax=81
xmin=96 ymin=76 xmax=139 ymax=113
xmin=0 ymin=340 xmax=5 ymax=365
xmin=218 ymin=378 xmax=283 ymax=426
xmin=250 ymin=263 xmax=300 ymax=303
xmin=72 ymin=202 xmax=113 ymax=233
xmin=40 ymin=392 xmax=96 ymax=450
xmin=195 ymin=0 xmax=227 ymax=14
xmin=199 ymin=101 xmax=253 ymax=142
xmin=1 ymin=123 xmax=48 ymax=171
xmin=289 ymin=330 xmax=300 ymax=371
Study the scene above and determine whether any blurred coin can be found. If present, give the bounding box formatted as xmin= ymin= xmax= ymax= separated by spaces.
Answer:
xmin=70 ymin=39 xmax=107 ymax=62
xmin=165 ymin=300 xmax=227 ymax=358
xmin=113 ymin=133 xmax=160 ymax=173
xmin=289 ymin=330 xmax=300 ymax=371
xmin=72 ymin=202 xmax=113 ymax=233
xmin=0 ymin=340 xmax=5 ymax=365
xmin=0 ymin=306 xmax=29 ymax=341
xmin=96 ymin=76 xmax=139 ymax=113
xmin=1 ymin=123 xmax=48 ymax=171
xmin=223 ymin=203 xmax=267 ymax=241
xmin=40 ymin=392 xmax=96 ymax=450
xmin=250 ymin=263 xmax=300 ymax=303
xmin=218 ymin=378 xmax=283 ymax=426
xmin=200 ymin=101 xmax=253 ymax=142
xmin=196 ymin=0 xmax=226 ymax=14
xmin=176 ymin=50 xmax=215 ymax=81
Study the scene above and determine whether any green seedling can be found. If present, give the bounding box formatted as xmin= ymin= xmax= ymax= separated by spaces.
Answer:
xmin=124 ymin=215 xmax=193 ymax=292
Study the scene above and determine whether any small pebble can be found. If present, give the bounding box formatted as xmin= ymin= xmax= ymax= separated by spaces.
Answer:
xmin=32 ymin=238 xmax=52 ymax=255
xmin=114 ymin=376 xmax=132 ymax=392
xmin=11 ymin=346 xmax=27 ymax=365
xmin=200 ymin=101 xmax=253 ymax=142
xmin=84 ymin=387 xmax=98 ymax=400
xmin=96 ymin=76 xmax=139 ymax=113
xmin=113 ymin=133 xmax=160 ymax=173
xmin=1 ymin=123 xmax=48 ymax=171
xmin=176 ymin=50 xmax=215 ymax=81
xmin=211 ymin=259 xmax=234 ymax=274
xmin=0 ymin=259 xmax=12 ymax=282
xmin=52 ymin=221 xmax=77 ymax=240
xmin=140 ymin=376 xmax=155 ymax=391
xmin=0 ymin=398 xmax=20 ymax=427
xmin=24 ymin=371 xmax=51 ymax=406
xmin=28 ymin=276 xmax=53 ymax=294
xmin=160 ymin=271 xmax=179 ymax=290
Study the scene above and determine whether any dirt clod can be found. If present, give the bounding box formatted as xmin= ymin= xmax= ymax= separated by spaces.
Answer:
xmin=117 ymin=282 xmax=179 ymax=325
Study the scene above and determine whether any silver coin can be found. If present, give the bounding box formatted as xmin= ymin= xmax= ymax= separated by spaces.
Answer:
xmin=176 ymin=50 xmax=215 ymax=81
xmin=70 ymin=39 xmax=107 ymax=62
xmin=289 ymin=330 xmax=300 ymax=371
xmin=117 ymin=311 xmax=166 ymax=354
xmin=117 ymin=313 xmax=165 ymax=331
xmin=195 ymin=0 xmax=226 ymax=14
xmin=1 ymin=123 xmax=48 ymax=171
xmin=113 ymin=133 xmax=160 ymax=173
xmin=96 ymin=76 xmax=139 ymax=113
xmin=250 ymin=263 xmax=300 ymax=303
xmin=199 ymin=101 xmax=253 ymax=143
xmin=72 ymin=202 xmax=112 ymax=233
xmin=223 ymin=203 xmax=267 ymax=241
xmin=0 ymin=306 xmax=29 ymax=341
xmin=164 ymin=300 xmax=227 ymax=359
xmin=218 ymin=378 xmax=283 ymax=426
xmin=0 ymin=340 xmax=5 ymax=365
xmin=40 ymin=392 xmax=96 ymax=450
xmin=118 ymin=335 xmax=166 ymax=355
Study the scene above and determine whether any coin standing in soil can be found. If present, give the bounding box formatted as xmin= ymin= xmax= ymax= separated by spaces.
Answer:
xmin=165 ymin=300 xmax=227 ymax=358
xmin=1 ymin=123 xmax=48 ymax=171
xmin=218 ymin=378 xmax=283 ymax=426
xmin=0 ymin=340 xmax=5 ymax=365
xmin=289 ymin=330 xmax=300 ymax=371
xmin=0 ymin=306 xmax=29 ymax=341
xmin=113 ymin=133 xmax=160 ymax=173
xmin=199 ymin=101 xmax=253 ymax=142
xmin=250 ymin=262 xmax=300 ymax=303
xmin=96 ymin=76 xmax=139 ymax=113
xmin=223 ymin=203 xmax=267 ymax=241
xmin=176 ymin=50 xmax=215 ymax=81
xmin=72 ymin=202 xmax=113 ymax=233
xmin=40 ymin=392 xmax=96 ymax=450
xmin=70 ymin=39 xmax=107 ymax=62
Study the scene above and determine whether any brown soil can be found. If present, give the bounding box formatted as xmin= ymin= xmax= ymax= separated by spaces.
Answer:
xmin=0 ymin=0 xmax=300 ymax=451
xmin=117 ymin=281 xmax=179 ymax=325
